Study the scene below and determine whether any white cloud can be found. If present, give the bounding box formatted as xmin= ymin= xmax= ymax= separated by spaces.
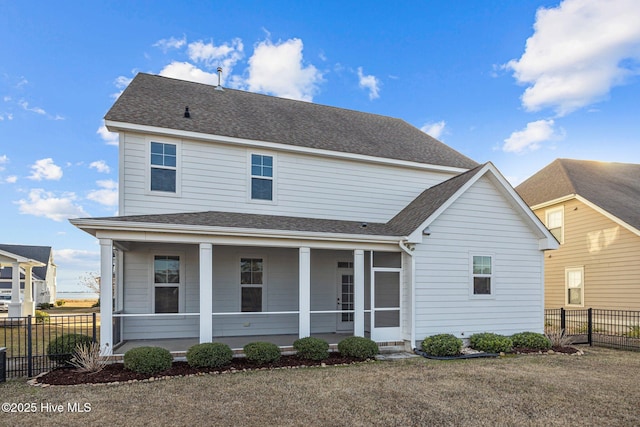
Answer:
xmin=188 ymin=38 xmax=244 ymax=73
xmin=159 ymin=61 xmax=220 ymax=85
xmin=19 ymin=100 xmax=46 ymax=115
xmin=5 ymin=175 xmax=17 ymax=184
xmin=87 ymin=179 xmax=118 ymax=207
xmin=420 ymin=121 xmax=446 ymax=139
xmin=357 ymin=67 xmax=381 ymax=100
xmin=97 ymin=124 xmax=119 ymax=146
xmin=16 ymin=189 xmax=88 ymax=221
xmin=0 ymin=154 xmax=7 ymax=171
xmin=89 ymin=160 xmax=111 ymax=174
xmin=503 ymin=119 xmax=558 ymax=153
xmin=154 ymin=36 xmax=187 ymax=52
xmin=244 ymin=38 xmax=323 ymax=101
xmin=505 ymin=0 xmax=640 ymax=115
xmin=28 ymin=158 xmax=63 ymax=181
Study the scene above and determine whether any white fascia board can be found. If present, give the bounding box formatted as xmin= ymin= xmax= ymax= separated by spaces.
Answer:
xmin=71 ymin=218 xmax=402 ymax=247
xmin=0 ymin=249 xmax=45 ymax=267
xmin=529 ymin=195 xmax=576 ymax=211
xmin=575 ymin=195 xmax=640 ymax=238
xmin=105 ymin=120 xmax=469 ymax=175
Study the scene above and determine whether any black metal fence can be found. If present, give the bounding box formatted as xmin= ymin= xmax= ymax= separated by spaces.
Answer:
xmin=545 ymin=308 xmax=640 ymax=351
xmin=1 ymin=313 xmax=97 ymax=379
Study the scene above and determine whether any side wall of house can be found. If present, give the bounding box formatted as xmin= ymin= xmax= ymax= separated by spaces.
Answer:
xmin=119 ymin=131 xmax=455 ymax=222
xmin=534 ymin=199 xmax=640 ymax=310
xmin=413 ymin=176 xmax=545 ymax=344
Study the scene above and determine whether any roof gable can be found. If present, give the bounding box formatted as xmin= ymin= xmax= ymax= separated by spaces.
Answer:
xmin=517 ymin=159 xmax=640 ymax=232
xmin=106 ymin=73 xmax=478 ymax=170
xmin=0 ymin=244 xmax=52 ymax=280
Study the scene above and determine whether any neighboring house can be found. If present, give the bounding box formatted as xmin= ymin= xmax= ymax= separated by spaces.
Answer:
xmin=516 ymin=159 xmax=640 ymax=310
xmin=71 ymin=73 xmax=557 ymax=354
xmin=0 ymin=244 xmax=56 ymax=315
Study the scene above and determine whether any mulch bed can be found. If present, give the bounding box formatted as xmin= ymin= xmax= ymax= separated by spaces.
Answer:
xmin=513 ymin=345 xmax=581 ymax=354
xmin=36 ymin=353 xmax=364 ymax=386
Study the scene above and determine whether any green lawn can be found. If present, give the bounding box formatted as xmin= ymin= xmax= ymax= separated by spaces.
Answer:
xmin=2 ymin=346 xmax=639 ymax=426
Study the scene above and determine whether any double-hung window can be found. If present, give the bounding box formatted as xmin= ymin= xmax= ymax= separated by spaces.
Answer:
xmin=240 ymin=258 xmax=264 ymax=312
xmin=250 ymin=154 xmax=273 ymax=201
xmin=154 ymin=255 xmax=180 ymax=313
xmin=546 ymin=207 xmax=564 ymax=243
xmin=471 ymin=255 xmax=493 ymax=296
xmin=565 ymin=267 xmax=584 ymax=306
xmin=150 ymin=142 xmax=177 ymax=193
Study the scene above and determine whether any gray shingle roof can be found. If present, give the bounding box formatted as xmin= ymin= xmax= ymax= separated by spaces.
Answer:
xmin=516 ymin=159 xmax=640 ymax=231
xmin=105 ymin=73 xmax=478 ymax=169
xmin=0 ymin=244 xmax=52 ymax=280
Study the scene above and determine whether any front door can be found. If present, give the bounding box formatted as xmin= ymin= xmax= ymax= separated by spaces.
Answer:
xmin=336 ymin=263 xmax=354 ymax=331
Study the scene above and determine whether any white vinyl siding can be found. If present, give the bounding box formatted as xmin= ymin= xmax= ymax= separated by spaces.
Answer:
xmin=413 ymin=176 xmax=545 ymax=343
xmin=119 ymin=132 xmax=456 ymax=220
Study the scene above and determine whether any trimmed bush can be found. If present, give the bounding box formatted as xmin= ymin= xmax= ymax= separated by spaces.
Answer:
xmin=123 ymin=346 xmax=173 ymax=374
xmin=511 ymin=332 xmax=552 ymax=350
xmin=38 ymin=302 xmax=53 ymax=310
xmin=243 ymin=342 xmax=281 ymax=364
xmin=337 ymin=336 xmax=379 ymax=359
xmin=421 ymin=334 xmax=462 ymax=357
xmin=293 ymin=337 xmax=330 ymax=361
xmin=34 ymin=309 xmax=50 ymax=324
xmin=469 ymin=332 xmax=513 ymax=353
xmin=47 ymin=333 xmax=93 ymax=363
xmin=186 ymin=342 xmax=233 ymax=368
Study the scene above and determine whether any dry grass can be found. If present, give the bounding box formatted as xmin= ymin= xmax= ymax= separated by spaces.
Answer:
xmin=2 ymin=346 xmax=639 ymax=426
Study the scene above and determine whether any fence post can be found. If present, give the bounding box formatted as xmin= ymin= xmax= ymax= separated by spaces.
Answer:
xmin=560 ymin=308 xmax=566 ymax=331
xmin=27 ymin=315 xmax=33 ymax=378
xmin=0 ymin=347 xmax=6 ymax=383
xmin=587 ymin=308 xmax=593 ymax=346
xmin=92 ymin=312 xmax=97 ymax=344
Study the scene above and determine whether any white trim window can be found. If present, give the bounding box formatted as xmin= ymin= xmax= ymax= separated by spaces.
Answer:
xmin=250 ymin=153 xmax=274 ymax=201
xmin=150 ymin=141 xmax=177 ymax=193
xmin=240 ymin=257 xmax=264 ymax=312
xmin=545 ymin=207 xmax=564 ymax=243
xmin=153 ymin=255 xmax=181 ymax=313
xmin=471 ymin=255 xmax=493 ymax=296
xmin=565 ymin=267 xmax=584 ymax=307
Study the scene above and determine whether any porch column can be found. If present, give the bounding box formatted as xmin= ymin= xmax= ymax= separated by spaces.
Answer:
xmin=199 ymin=243 xmax=213 ymax=343
xmin=99 ymin=238 xmax=113 ymax=355
xmin=354 ymin=250 xmax=365 ymax=337
xmin=8 ymin=262 xmax=22 ymax=318
xmin=22 ymin=266 xmax=35 ymax=316
xmin=299 ymin=247 xmax=311 ymax=338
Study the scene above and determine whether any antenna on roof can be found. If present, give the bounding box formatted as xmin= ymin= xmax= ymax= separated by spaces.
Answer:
xmin=216 ymin=67 xmax=224 ymax=91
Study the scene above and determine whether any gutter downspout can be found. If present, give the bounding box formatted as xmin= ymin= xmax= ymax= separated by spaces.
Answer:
xmin=399 ymin=239 xmax=416 ymax=351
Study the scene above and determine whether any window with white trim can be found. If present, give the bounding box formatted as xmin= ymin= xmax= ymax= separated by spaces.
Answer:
xmin=240 ymin=258 xmax=264 ymax=312
xmin=471 ymin=255 xmax=492 ymax=296
xmin=150 ymin=142 xmax=177 ymax=192
xmin=546 ymin=207 xmax=564 ymax=243
xmin=154 ymin=255 xmax=180 ymax=313
xmin=250 ymin=154 xmax=273 ymax=201
xmin=565 ymin=267 xmax=584 ymax=306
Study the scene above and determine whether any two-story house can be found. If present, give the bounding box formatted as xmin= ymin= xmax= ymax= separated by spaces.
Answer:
xmin=517 ymin=158 xmax=640 ymax=310
xmin=71 ymin=73 xmax=557 ymax=354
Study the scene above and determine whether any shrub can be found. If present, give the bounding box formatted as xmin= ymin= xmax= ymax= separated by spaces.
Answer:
xmin=56 ymin=300 xmax=66 ymax=307
xmin=421 ymin=334 xmax=462 ymax=357
xmin=186 ymin=342 xmax=233 ymax=368
xmin=337 ymin=336 xmax=379 ymax=359
xmin=511 ymin=332 xmax=552 ymax=350
xmin=47 ymin=333 xmax=93 ymax=363
xmin=69 ymin=342 xmax=111 ymax=373
xmin=91 ymin=300 xmax=100 ymax=308
xmin=546 ymin=329 xmax=574 ymax=348
xmin=38 ymin=302 xmax=53 ymax=310
xmin=469 ymin=332 xmax=513 ymax=353
xmin=123 ymin=346 xmax=173 ymax=374
xmin=34 ymin=309 xmax=50 ymax=324
xmin=243 ymin=342 xmax=281 ymax=364
xmin=626 ymin=325 xmax=640 ymax=339
xmin=293 ymin=337 xmax=330 ymax=361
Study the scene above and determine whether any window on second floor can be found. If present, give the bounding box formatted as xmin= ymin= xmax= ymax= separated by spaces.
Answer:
xmin=150 ymin=142 xmax=177 ymax=193
xmin=250 ymin=154 xmax=273 ymax=201
xmin=545 ymin=207 xmax=564 ymax=243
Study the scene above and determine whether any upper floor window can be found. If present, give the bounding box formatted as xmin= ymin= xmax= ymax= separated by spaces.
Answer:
xmin=471 ymin=255 xmax=493 ymax=296
xmin=250 ymin=154 xmax=273 ymax=201
xmin=150 ymin=142 xmax=177 ymax=192
xmin=545 ymin=207 xmax=564 ymax=243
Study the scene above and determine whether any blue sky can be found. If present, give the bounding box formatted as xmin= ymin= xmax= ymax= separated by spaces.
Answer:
xmin=1 ymin=0 xmax=639 ymax=292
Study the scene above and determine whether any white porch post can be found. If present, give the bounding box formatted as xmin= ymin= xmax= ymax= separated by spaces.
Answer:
xmin=22 ymin=266 xmax=35 ymax=316
xmin=8 ymin=262 xmax=22 ymax=318
xmin=354 ymin=250 xmax=365 ymax=337
xmin=199 ymin=243 xmax=213 ymax=343
xmin=299 ymin=247 xmax=311 ymax=338
xmin=99 ymin=238 xmax=113 ymax=355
